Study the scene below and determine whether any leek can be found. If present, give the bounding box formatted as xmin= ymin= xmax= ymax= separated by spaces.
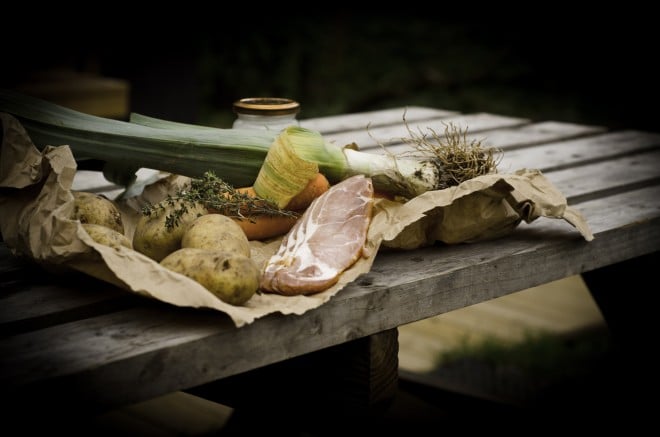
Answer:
xmin=0 ymin=89 xmax=276 ymax=188
xmin=1 ymin=89 xmax=498 ymax=199
xmin=131 ymin=115 xmax=497 ymax=198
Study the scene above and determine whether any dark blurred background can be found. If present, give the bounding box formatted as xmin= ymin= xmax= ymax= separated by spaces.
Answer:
xmin=3 ymin=11 xmax=658 ymax=132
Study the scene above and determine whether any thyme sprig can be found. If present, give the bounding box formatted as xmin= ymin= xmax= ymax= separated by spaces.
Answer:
xmin=141 ymin=171 xmax=299 ymax=229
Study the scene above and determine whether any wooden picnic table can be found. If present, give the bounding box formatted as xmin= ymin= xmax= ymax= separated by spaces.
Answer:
xmin=1 ymin=106 xmax=659 ymax=430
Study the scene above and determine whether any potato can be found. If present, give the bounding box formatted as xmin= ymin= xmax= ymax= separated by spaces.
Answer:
xmin=160 ymin=248 xmax=259 ymax=305
xmin=82 ymin=223 xmax=133 ymax=250
xmin=182 ymin=214 xmax=251 ymax=257
xmin=72 ymin=191 xmax=124 ymax=234
xmin=133 ymin=199 xmax=207 ymax=262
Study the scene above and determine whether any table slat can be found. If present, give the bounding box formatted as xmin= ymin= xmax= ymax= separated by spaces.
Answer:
xmin=499 ymin=130 xmax=660 ymax=173
xmin=325 ymin=112 xmax=529 ymax=149
xmin=300 ymin=106 xmax=457 ymax=134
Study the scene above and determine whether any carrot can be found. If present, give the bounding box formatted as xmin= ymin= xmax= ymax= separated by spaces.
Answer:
xmin=231 ymin=172 xmax=331 ymax=240
xmin=236 ymin=172 xmax=330 ymax=210
xmin=236 ymin=186 xmax=258 ymax=198
xmin=233 ymin=214 xmax=299 ymax=241
xmin=283 ymin=172 xmax=330 ymax=210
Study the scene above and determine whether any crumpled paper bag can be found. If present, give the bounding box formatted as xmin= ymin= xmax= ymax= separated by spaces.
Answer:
xmin=0 ymin=113 xmax=593 ymax=327
xmin=371 ymin=169 xmax=594 ymax=250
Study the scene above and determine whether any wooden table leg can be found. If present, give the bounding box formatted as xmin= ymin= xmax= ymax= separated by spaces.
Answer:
xmin=188 ymin=328 xmax=399 ymax=432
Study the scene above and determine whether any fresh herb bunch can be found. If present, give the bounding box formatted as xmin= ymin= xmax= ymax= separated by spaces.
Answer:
xmin=141 ymin=171 xmax=298 ymax=229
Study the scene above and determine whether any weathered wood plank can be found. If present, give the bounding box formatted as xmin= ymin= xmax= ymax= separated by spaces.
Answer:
xmin=3 ymin=184 xmax=658 ymax=413
xmin=299 ymin=106 xmax=457 ymax=134
xmin=548 ymin=150 xmax=660 ymax=203
xmin=0 ymin=243 xmax=137 ymax=334
xmin=0 ymin=280 xmax=139 ymax=336
xmin=468 ymin=121 xmax=606 ymax=151
xmin=562 ymin=185 xmax=660 ymax=239
xmin=323 ymin=113 xmax=529 ymax=150
xmin=360 ymin=120 xmax=607 ymax=156
xmin=498 ymin=130 xmax=660 ymax=173
xmin=0 ymin=278 xmax=122 ymax=324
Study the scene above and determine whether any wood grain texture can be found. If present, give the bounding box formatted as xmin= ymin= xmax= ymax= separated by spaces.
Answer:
xmin=550 ymin=150 xmax=660 ymax=203
xmin=2 ymin=185 xmax=658 ymax=414
xmin=2 ymin=106 xmax=659 ymax=420
xmin=468 ymin=121 xmax=606 ymax=151
xmin=499 ymin=130 xmax=660 ymax=173
xmin=300 ymin=106 xmax=457 ymax=134
xmin=358 ymin=119 xmax=605 ymax=156
xmin=324 ymin=112 xmax=529 ymax=150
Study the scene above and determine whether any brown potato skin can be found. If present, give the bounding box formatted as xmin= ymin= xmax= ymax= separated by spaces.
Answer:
xmin=73 ymin=191 xmax=124 ymax=234
xmin=160 ymin=248 xmax=259 ymax=305
xmin=182 ymin=214 xmax=251 ymax=257
xmin=82 ymin=223 xmax=133 ymax=249
xmin=133 ymin=200 xmax=207 ymax=262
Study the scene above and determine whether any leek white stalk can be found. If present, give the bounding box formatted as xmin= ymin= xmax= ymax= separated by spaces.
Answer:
xmin=342 ymin=148 xmax=440 ymax=195
xmin=276 ymin=126 xmax=440 ymax=197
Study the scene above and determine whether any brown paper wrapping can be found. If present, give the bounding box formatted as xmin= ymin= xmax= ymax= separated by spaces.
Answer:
xmin=374 ymin=170 xmax=594 ymax=249
xmin=0 ymin=113 xmax=593 ymax=327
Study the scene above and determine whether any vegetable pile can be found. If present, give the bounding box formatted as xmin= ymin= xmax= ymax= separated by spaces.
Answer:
xmin=0 ymin=89 xmax=504 ymax=307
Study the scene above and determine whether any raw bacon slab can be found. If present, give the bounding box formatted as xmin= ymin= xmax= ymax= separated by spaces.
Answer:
xmin=260 ymin=175 xmax=374 ymax=295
